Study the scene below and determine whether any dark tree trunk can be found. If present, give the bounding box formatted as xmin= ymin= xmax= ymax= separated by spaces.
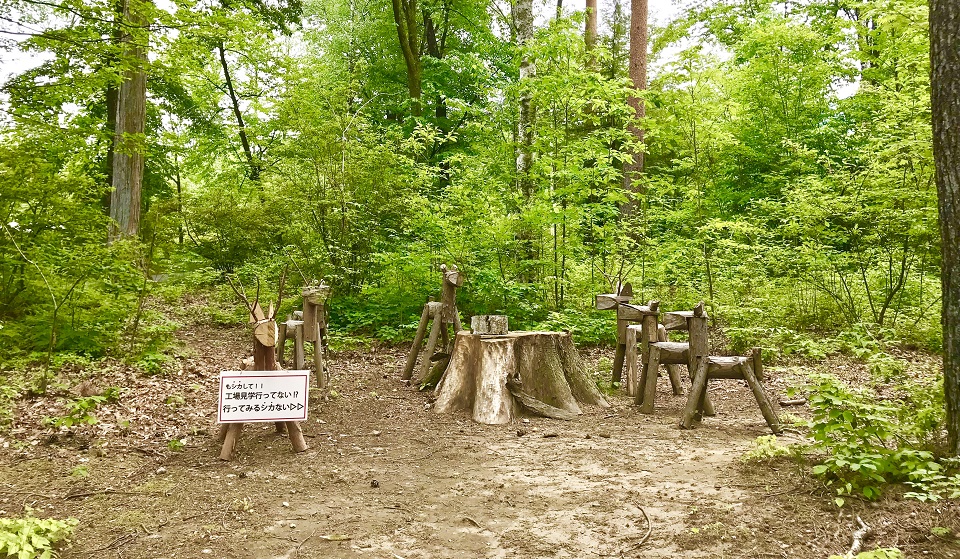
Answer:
xmin=931 ymin=0 xmax=960 ymax=454
xmin=218 ymin=42 xmax=260 ymax=182
xmin=622 ymin=0 xmax=647 ymax=218
xmin=391 ymin=0 xmax=423 ymax=116
xmin=109 ymin=0 xmax=148 ymax=242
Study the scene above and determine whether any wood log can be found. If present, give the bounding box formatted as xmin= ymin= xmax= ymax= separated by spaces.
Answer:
xmin=254 ymin=319 xmax=278 ymax=348
xmin=752 ymin=346 xmax=764 ymax=381
xmin=293 ymin=322 xmax=305 ymax=370
xmin=624 ymin=325 xmax=640 ymax=397
xmin=440 ymin=265 xmax=462 ymax=323
xmin=595 ymin=293 xmax=632 ymax=310
xmin=639 ymin=344 xmax=660 ymax=414
xmin=314 ymin=321 xmax=326 ymax=389
xmin=219 ymin=423 xmax=243 ymax=461
xmin=681 ymin=357 xmax=709 ymax=429
xmin=302 ymin=298 xmax=318 ymax=342
xmin=658 ymin=325 xmax=684 ymax=395
xmin=471 ymin=315 xmax=509 ymax=335
xmin=434 ymin=331 xmax=607 ymax=424
xmin=403 ymin=304 xmax=433 ymax=380
xmin=617 ymin=302 xmax=659 ymax=321
xmin=687 ymin=310 xmax=715 ymax=416
xmin=611 ymin=342 xmax=626 ymax=385
xmin=284 ymin=421 xmax=309 ymax=452
xmin=277 ymin=321 xmax=287 ymax=365
xmin=507 ymin=378 xmax=578 ymax=420
xmin=651 ymin=341 xmax=688 ymax=364
xmin=419 ymin=314 xmax=444 ymax=382
xmin=740 ymin=351 xmax=781 ymax=433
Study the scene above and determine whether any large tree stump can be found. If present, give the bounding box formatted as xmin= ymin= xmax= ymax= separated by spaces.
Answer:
xmin=434 ymin=331 xmax=609 ymax=424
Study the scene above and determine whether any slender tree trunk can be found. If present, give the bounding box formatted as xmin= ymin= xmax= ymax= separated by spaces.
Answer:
xmin=622 ymin=0 xmax=647 ymax=218
xmin=109 ymin=0 xmax=149 ymax=242
xmin=218 ymin=42 xmax=260 ymax=182
xmin=930 ymin=0 xmax=960 ymax=454
xmin=585 ymin=0 xmax=598 ymax=65
xmin=391 ymin=0 xmax=422 ymax=116
xmin=516 ymin=0 xmax=535 ymax=200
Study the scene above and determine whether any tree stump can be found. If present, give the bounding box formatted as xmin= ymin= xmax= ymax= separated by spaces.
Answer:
xmin=471 ymin=315 xmax=508 ymax=334
xmin=434 ymin=331 xmax=609 ymax=424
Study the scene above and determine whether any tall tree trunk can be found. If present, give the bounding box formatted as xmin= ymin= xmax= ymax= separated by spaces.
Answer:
xmin=931 ymin=0 xmax=960 ymax=454
xmin=516 ymin=0 xmax=535 ymax=200
xmin=391 ymin=0 xmax=423 ymax=116
xmin=585 ymin=0 xmax=598 ymax=61
xmin=218 ymin=42 xmax=260 ymax=182
xmin=109 ymin=0 xmax=149 ymax=242
xmin=622 ymin=0 xmax=647 ymax=218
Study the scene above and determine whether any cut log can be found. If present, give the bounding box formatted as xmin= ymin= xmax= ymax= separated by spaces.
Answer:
xmin=507 ymin=378 xmax=578 ymax=420
xmin=471 ymin=315 xmax=509 ymax=335
xmin=595 ymin=293 xmax=632 ymax=310
xmin=434 ymin=331 xmax=608 ymax=424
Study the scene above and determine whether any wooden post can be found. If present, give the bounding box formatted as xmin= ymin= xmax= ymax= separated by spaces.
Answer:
xmin=624 ymin=325 xmax=639 ymax=397
xmin=294 ymin=322 xmax=305 ymax=370
xmin=403 ymin=304 xmax=433 ymax=380
xmin=635 ymin=311 xmax=659 ymax=404
xmin=315 ymin=321 xmax=326 ymax=389
xmin=639 ymin=344 xmax=660 ymax=414
xmin=420 ymin=313 xmax=444 ymax=381
xmin=681 ymin=357 xmax=709 ymax=429
xmin=743 ymin=349 xmax=780 ymax=433
xmin=687 ymin=304 xmax=715 ymax=417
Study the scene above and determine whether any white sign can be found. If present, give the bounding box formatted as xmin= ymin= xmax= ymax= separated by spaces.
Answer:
xmin=218 ymin=370 xmax=310 ymax=423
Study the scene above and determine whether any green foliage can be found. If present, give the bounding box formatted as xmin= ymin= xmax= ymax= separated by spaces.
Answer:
xmin=742 ymin=435 xmax=794 ymax=463
xmin=829 ymin=549 xmax=903 ymax=559
xmin=800 ymin=374 xmax=952 ymax=502
xmin=0 ymin=509 xmax=77 ymax=559
xmin=43 ymin=389 xmax=119 ymax=429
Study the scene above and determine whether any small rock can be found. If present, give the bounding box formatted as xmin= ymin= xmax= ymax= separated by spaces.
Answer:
xmin=543 ymin=432 xmax=559 ymax=438
xmin=516 ymin=429 xmax=527 ymax=437
xmin=598 ymin=432 xmax=611 ymax=439
xmin=522 ymin=419 xmax=530 ymax=424
xmin=156 ymin=467 xmax=166 ymax=474
xmin=201 ymin=549 xmax=212 ymax=554
xmin=282 ymin=501 xmax=290 ymax=507
xmin=290 ymin=523 xmax=296 ymax=529
xmin=370 ymin=479 xmax=380 ymax=488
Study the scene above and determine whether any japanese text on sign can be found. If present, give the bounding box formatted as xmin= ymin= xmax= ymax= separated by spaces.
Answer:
xmin=218 ymin=370 xmax=310 ymax=423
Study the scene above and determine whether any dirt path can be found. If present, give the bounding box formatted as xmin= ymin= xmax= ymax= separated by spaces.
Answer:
xmin=2 ymin=324 xmax=958 ymax=558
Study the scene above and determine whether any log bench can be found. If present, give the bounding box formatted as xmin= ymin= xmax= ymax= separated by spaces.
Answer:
xmin=680 ymin=348 xmax=781 ymax=433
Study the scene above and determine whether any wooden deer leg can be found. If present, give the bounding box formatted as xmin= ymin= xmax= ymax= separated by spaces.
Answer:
xmin=681 ymin=358 xmax=709 ymax=429
xmin=440 ymin=320 xmax=450 ymax=352
xmin=285 ymin=421 xmax=308 ymax=452
xmin=314 ymin=325 xmax=326 ymax=389
xmin=219 ymin=423 xmax=244 ymax=461
xmin=419 ymin=317 xmax=443 ymax=382
xmin=217 ymin=424 xmax=229 ymax=442
xmin=639 ymin=344 xmax=661 ymax=414
xmin=402 ymin=305 xmax=431 ymax=380
xmin=277 ymin=322 xmax=287 ymax=366
xmin=452 ymin=311 xmax=462 ymax=333
xmin=625 ymin=327 xmax=638 ymax=398
xmin=611 ymin=343 xmax=626 ymax=386
xmin=293 ymin=322 xmax=305 ymax=370
xmin=742 ymin=352 xmax=780 ymax=433
xmin=658 ymin=325 xmax=683 ymax=395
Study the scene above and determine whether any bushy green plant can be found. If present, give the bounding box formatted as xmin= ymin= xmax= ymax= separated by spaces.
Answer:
xmin=43 ymin=388 xmax=119 ymax=429
xmin=801 ymin=375 xmax=952 ymax=503
xmin=829 ymin=549 xmax=903 ymax=559
xmin=0 ymin=509 xmax=77 ymax=559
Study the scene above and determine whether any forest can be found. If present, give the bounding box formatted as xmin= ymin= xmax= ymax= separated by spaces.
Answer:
xmin=1 ymin=0 xmax=959 ymax=555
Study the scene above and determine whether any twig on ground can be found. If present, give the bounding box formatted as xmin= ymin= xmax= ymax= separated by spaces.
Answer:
xmin=295 ymin=528 xmax=318 ymax=558
xmin=619 ymin=505 xmax=652 ymax=557
xmin=79 ymin=532 xmax=137 ymax=555
xmin=847 ymin=516 xmax=872 ymax=557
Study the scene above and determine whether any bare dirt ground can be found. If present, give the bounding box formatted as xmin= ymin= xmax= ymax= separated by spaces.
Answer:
xmin=2 ymin=321 xmax=960 ymax=559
